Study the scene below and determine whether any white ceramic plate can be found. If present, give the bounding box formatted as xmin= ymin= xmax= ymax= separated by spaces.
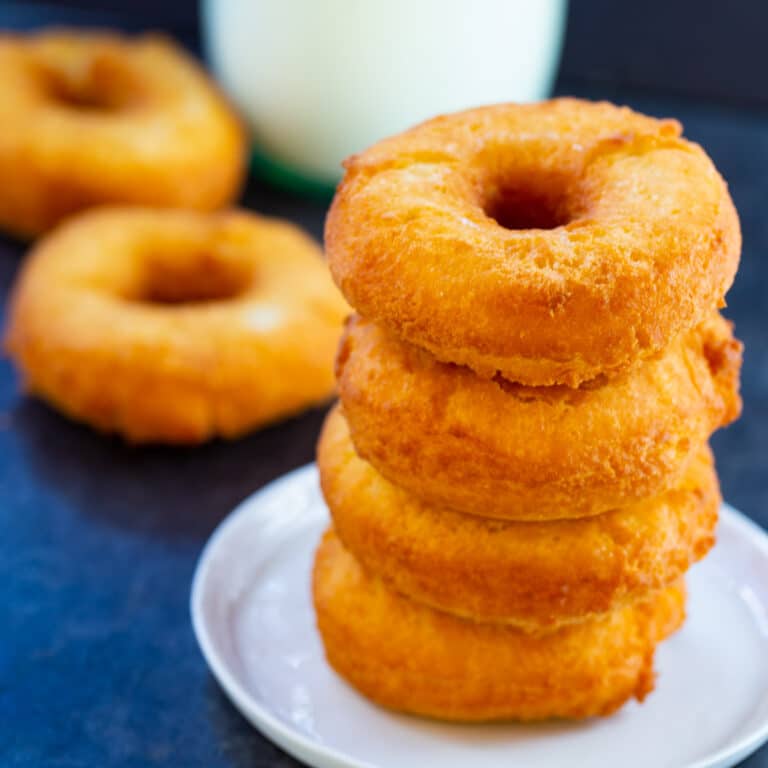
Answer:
xmin=191 ymin=464 xmax=768 ymax=768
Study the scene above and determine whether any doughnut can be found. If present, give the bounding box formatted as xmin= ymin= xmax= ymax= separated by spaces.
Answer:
xmin=337 ymin=313 xmax=741 ymax=520
xmin=319 ymin=405 xmax=716 ymax=630
xmin=0 ymin=30 xmax=245 ymax=238
xmin=313 ymin=530 xmax=686 ymax=721
xmin=326 ymin=99 xmax=740 ymax=386
xmin=5 ymin=208 xmax=348 ymax=443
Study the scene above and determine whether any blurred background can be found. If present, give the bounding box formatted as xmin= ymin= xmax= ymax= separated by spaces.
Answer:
xmin=5 ymin=0 xmax=768 ymax=180
xmin=8 ymin=0 xmax=767 ymax=101
xmin=1 ymin=2 xmax=766 ymax=767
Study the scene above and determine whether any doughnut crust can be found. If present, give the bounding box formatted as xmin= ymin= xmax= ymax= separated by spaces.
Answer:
xmin=326 ymin=99 xmax=740 ymax=386
xmin=320 ymin=406 xmax=717 ymax=629
xmin=0 ymin=30 xmax=246 ymax=238
xmin=5 ymin=208 xmax=348 ymax=443
xmin=337 ymin=314 xmax=741 ymax=520
xmin=313 ymin=531 xmax=686 ymax=722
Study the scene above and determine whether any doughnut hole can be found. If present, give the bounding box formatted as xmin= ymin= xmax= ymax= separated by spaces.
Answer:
xmin=479 ymin=170 xmax=575 ymax=231
xmin=139 ymin=245 xmax=255 ymax=305
xmin=36 ymin=53 xmax=144 ymax=111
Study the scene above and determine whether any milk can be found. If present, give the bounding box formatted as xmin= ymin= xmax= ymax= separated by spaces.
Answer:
xmin=203 ymin=0 xmax=567 ymax=184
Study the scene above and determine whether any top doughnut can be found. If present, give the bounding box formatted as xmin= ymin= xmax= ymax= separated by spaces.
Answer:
xmin=326 ymin=99 xmax=740 ymax=386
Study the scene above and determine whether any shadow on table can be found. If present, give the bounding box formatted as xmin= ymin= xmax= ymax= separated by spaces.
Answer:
xmin=9 ymin=396 xmax=330 ymax=543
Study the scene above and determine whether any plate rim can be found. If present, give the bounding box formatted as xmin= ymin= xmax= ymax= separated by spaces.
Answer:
xmin=191 ymin=462 xmax=768 ymax=768
xmin=191 ymin=464 xmax=364 ymax=768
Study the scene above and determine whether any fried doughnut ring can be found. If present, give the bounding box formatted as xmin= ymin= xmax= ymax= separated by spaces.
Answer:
xmin=313 ymin=531 xmax=686 ymax=722
xmin=0 ymin=30 xmax=245 ymax=238
xmin=320 ymin=405 xmax=716 ymax=629
xmin=326 ymin=99 xmax=740 ymax=386
xmin=5 ymin=208 xmax=348 ymax=443
xmin=337 ymin=314 xmax=741 ymax=520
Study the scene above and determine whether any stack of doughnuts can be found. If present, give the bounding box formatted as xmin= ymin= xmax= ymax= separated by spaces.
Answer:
xmin=314 ymin=99 xmax=743 ymax=721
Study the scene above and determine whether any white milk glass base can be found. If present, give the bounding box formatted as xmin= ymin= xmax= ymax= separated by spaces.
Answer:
xmin=202 ymin=0 xmax=568 ymax=183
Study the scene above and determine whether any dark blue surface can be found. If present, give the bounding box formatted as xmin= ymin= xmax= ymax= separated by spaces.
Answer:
xmin=0 ymin=175 xmax=330 ymax=768
xmin=0 ymin=10 xmax=766 ymax=768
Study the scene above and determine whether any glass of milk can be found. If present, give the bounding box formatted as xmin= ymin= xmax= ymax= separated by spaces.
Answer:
xmin=202 ymin=0 xmax=568 ymax=190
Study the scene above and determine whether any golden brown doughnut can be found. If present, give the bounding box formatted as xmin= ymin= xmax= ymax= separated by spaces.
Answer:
xmin=337 ymin=314 xmax=741 ymax=520
xmin=5 ymin=208 xmax=348 ymax=443
xmin=0 ymin=30 xmax=246 ymax=238
xmin=326 ymin=99 xmax=740 ymax=386
xmin=313 ymin=530 xmax=686 ymax=722
xmin=319 ymin=405 xmax=717 ymax=629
